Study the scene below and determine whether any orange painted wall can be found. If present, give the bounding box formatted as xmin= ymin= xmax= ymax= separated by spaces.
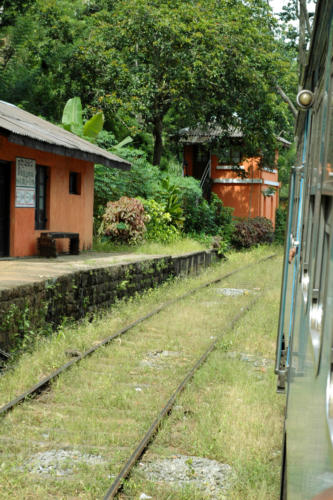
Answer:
xmin=0 ymin=135 xmax=94 ymax=257
xmin=183 ymin=145 xmax=280 ymax=227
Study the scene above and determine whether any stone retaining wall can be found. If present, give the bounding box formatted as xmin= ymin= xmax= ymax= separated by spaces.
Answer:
xmin=0 ymin=250 xmax=217 ymax=350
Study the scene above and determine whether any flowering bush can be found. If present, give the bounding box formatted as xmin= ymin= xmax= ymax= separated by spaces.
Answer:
xmin=231 ymin=217 xmax=273 ymax=249
xmin=101 ymin=197 xmax=148 ymax=244
xmin=141 ymin=198 xmax=180 ymax=243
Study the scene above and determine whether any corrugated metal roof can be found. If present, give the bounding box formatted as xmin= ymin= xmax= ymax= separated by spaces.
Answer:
xmin=178 ymin=126 xmax=243 ymax=144
xmin=0 ymin=101 xmax=130 ymax=170
xmin=179 ymin=125 xmax=292 ymax=148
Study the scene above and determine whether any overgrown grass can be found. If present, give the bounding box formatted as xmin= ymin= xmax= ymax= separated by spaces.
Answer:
xmin=120 ymin=249 xmax=285 ymax=499
xmin=0 ymin=245 xmax=284 ymax=499
xmin=92 ymin=236 xmax=209 ymax=255
xmin=0 ymin=245 xmax=275 ymax=406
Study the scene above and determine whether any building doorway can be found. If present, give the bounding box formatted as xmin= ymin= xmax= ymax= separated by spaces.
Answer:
xmin=193 ymin=144 xmax=210 ymax=181
xmin=0 ymin=161 xmax=10 ymax=257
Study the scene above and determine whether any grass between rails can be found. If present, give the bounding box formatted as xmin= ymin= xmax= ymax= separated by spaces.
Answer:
xmin=0 ymin=245 xmax=284 ymax=499
xmin=119 ymin=252 xmax=285 ymax=499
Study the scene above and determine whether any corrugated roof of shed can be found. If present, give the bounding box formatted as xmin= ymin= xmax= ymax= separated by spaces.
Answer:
xmin=178 ymin=126 xmax=243 ymax=144
xmin=0 ymin=101 xmax=130 ymax=170
xmin=178 ymin=125 xmax=292 ymax=148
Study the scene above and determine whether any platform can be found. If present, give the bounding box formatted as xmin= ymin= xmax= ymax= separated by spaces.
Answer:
xmin=0 ymin=251 xmax=159 ymax=291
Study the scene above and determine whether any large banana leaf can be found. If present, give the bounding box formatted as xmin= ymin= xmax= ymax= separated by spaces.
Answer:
xmin=113 ymin=136 xmax=133 ymax=150
xmin=83 ymin=112 xmax=104 ymax=139
xmin=62 ymin=97 xmax=83 ymax=129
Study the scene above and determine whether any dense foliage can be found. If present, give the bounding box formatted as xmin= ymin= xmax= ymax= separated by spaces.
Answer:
xmin=231 ymin=217 xmax=274 ymax=249
xmin=141 ymin=199 xmax=180 ymax=243
xmin=0 ymin=0 xmax=296 ymax=251
xmin=101 ymin=197 xmax=148 ymax=244
xmin=94 ymin=147 xmax=161 ymax=214
xmin=274 ymin=207 xmax=288 ymax=244
xmin=0 ymin=0 xmax=297 ymax=163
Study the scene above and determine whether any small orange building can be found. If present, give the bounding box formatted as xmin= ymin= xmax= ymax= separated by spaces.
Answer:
xmin=180 ymin=127 xmax=288 ymax=228
xmin=0 ymin=101 xmax=130 ymax=257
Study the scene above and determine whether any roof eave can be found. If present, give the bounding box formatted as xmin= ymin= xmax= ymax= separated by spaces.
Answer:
xmin=7 ymin=133 xmax=131 ymax=171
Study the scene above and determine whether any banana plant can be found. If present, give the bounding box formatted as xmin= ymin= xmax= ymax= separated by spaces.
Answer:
xmin=61 ymin=97 xmax=104 ymax=141
xmin=61 ymin=97 xmax=133 ymax=149
xmin=157 ymin=177 xmax=185 ymax=229
xmin=112 ymin=136 xmax=133 ymax=150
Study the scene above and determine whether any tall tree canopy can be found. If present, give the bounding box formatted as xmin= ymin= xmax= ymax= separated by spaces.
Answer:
xmin=0 ymin=0 xmax=297 ymax=164
xmin=94 ymin=0 xmax=296 ymax=163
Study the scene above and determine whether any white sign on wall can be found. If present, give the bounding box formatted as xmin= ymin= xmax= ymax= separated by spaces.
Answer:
xmin=15 ymin=157 xmax=36 ymax=208
xmin=15 ymin=187 xmax=36 ymax=207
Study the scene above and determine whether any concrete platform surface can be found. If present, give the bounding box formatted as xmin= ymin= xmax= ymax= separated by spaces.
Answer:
xmin=0 ymin=252 xmax=160 ymax=291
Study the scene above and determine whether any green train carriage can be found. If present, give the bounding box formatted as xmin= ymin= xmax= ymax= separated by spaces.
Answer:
xmin=276 ymin=1 xmax=333 ymax=498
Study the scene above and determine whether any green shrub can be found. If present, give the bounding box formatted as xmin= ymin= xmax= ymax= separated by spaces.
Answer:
xmin=141 ymin=198 xmax=180 ymax=243
xmin=175 ymin=177 xmax=234 ymax=245
xmin=94 ymin=146 xmax=161 ymax=217
xmin=155 ymin=177 xmax=185 ymax=229
xmin=231 ymin=217 xmax=273 ymax=249
xmin=94 ymin=138 xmax=233 ymax=247
xmin=275 ymin=207 xmax=287 ymax=244
xmin=101 ymin=197 xmax=148 ymax=244
xmin=209 ymin=193 xmax=234 ymax=243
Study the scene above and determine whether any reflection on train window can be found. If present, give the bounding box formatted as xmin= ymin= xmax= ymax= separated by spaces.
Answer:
xmin=324 ymin=75 xmax=333 ymax=184
xmin=309 ymin=196 xmax=332 ymax=373
xmin=312 ymin=93 xmax=324 ymax=187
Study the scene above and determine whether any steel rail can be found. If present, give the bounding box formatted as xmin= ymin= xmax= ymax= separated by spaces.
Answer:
xmin=0 ymin=254 xmax=276 ymax=417
xmin=103 ymin=295 xmax=260 ymax=499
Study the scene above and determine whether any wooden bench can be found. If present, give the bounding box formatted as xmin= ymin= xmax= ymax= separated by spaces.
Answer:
xmin=38 ymin=232 xmax=80 ymax=258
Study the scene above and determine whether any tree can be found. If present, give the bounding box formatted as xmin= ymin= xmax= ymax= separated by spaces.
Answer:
xmin=278 ymin=1 xmax=317 ymax=86
xmin=0 ymin=0 xmax=34 ymax=28
xmin=90 ymin=0 xmax=296 ymax=164
xmin=0 ymin=0 xmax=102 ymax=119
xmin=0 ymin=0 xmax=297 ymax=165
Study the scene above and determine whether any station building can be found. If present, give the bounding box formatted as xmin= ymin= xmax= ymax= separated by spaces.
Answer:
xmin=0 ymin=101 xmax=130 ymax=258
xmin=179 ymin=127 xmax=289 ymax=228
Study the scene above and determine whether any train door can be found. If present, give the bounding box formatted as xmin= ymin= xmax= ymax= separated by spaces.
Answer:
xmin=275 ymin=137 xmax=307 ymax=390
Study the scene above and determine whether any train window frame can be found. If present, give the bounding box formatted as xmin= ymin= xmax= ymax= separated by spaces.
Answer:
xmin=309 ymin=196 xmax=332 ymax=374
xmin=300 ymin=80 xmax=324 ymax=293
xmin=308 ymin=17 xmax=333 ymax=374
xmin=301 ymin=194 xmax=315 ymax=306
xmin=323 ymin=72 xmax=333 ymax=191
xmin=305 ymin=61 xmax=331 ymax=324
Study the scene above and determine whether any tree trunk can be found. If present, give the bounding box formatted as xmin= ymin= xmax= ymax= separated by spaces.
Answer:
xmin=298 ymin=0 xmax=307 ymax=86
xmin=276 ymin=84 xmax=297 ymax=118
xmin=152 ymin=116 xmax=163 ymax=166
xmin=299 ymin=0 xmax=312 ymax=39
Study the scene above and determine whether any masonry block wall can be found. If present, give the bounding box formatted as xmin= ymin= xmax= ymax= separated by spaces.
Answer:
xmin=0 ymin=250 xmax=217 ymax=351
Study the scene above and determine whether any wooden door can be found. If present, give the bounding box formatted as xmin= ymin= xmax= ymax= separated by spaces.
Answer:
xmin=0 ymin=162 xmax=10 ymax=257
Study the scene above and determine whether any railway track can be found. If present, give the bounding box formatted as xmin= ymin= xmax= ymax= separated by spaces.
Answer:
xmin=0 ymin=254 xmax=275 ymax=417
xmin=103 ymin=296 xmax=259 ymax=499
xmin=0 ymin=253 xmax=278 ymax=499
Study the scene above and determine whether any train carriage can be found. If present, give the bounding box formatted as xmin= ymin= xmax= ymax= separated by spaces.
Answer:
xmin=276 ymin=1 xmax=333 ymax=498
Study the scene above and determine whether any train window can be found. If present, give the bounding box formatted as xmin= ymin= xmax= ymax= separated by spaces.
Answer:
xmin=301 ymin=195 xmax=315 ymax=306
xmin=309 ymin=196 xmax=332 ymax=373
xmin=312 ymin=91 xmax=324 ymax=189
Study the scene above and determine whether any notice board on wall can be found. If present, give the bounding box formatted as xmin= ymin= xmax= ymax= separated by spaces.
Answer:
xmin=15 ymin=157 xmax=36 ymax=208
